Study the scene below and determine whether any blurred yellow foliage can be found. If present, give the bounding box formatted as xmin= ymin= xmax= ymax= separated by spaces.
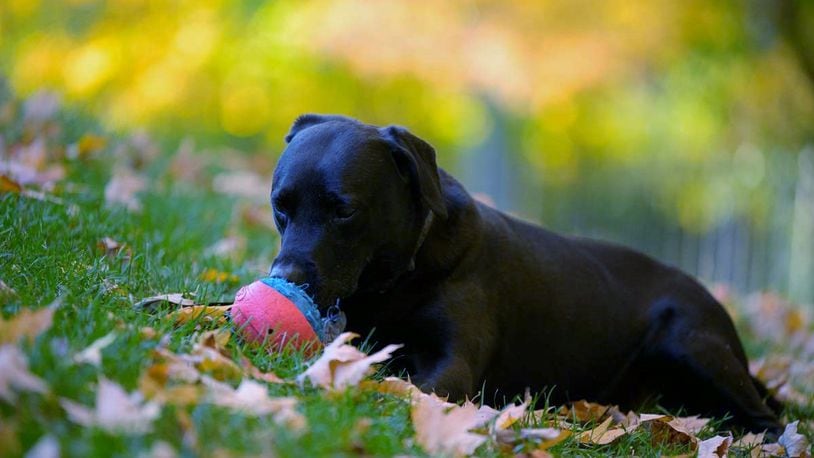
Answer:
xmin=1 ymin=0 xmax=813 ymax=233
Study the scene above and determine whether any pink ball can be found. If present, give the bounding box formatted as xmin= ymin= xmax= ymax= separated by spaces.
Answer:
xmin=231 ymin=280 xmax=321 ymax=354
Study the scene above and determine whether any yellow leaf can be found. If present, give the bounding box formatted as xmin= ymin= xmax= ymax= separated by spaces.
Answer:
xmin=77 ymin=134 xmax=106 ymax=157
xmin=199 ymin=268 xmax=239 ymax=284
xmin=167 ymin=305 xmax=231 ymax=326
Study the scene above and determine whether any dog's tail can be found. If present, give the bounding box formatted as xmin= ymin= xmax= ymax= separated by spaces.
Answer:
xmin=751 ymin=375 xmax=785 ymax=416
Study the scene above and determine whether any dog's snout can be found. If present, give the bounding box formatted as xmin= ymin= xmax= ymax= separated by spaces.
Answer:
xmin=270 ymin=261 xmax=309 ymax=286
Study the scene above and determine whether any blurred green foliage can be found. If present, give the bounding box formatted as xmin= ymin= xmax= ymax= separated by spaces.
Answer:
xmin=2 ymin=0 xmax=814 ymax=300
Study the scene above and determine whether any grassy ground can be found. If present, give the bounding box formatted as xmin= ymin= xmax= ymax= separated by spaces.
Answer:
xmin=1 ymin=90 xmax=812 ymax=457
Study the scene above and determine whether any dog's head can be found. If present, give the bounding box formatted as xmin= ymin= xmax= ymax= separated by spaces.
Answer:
xmin=269 ymin=114 xmax=447 ymax=308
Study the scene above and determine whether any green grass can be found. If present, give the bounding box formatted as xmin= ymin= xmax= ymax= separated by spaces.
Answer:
xmin=1 ymin=99 xmax=812 ymax=457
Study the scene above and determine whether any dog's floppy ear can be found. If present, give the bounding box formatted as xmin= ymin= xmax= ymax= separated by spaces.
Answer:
xmin=285 ymin=114 xmax=354 ymax=143
xmin=381 ymin=125 xmax=448 ymax=219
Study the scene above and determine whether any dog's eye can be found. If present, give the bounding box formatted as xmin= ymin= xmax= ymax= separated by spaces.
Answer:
xmin=334 ymin=206 xmax=356 ymax=220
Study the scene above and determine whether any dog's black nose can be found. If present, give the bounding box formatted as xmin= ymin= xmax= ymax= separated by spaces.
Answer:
xmin=269 ymin=262 xmax=309 ymax=286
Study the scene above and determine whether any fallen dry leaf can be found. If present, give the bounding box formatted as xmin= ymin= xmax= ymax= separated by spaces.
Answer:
xmin=696 ymin=435 xmax=732 ymax=458
xmin=0 ymin=175 xmax=22 ymax=193
xmin=138 ymin=358 xmax=204 ymax=406
xmin=190 ymin=331 xmax=243 ymax=381
xmin=494 ymin=397 xmax=530 ymax=431
xmin=297 ymin=332 xmax=402 ymax=390
xmin=576 ymin=412 xmax=672 ymax=446
xmin=779 ymin=421 xmax=812 ymax=458
xmin=104 ymin=166 xmax=146 ymax=212
xmin=134 ymin=293 xmax=199 ymax=311
xmin=577 ymin=416 xmax=629 ymax=445
xmin=560 ymin=400 xmax=614 ymax=423
xmin=60 ymin=377 xmax=160 ymax=434
xmin=665 ymin=415 xmax=710 ymax=437
xmin=411 ymin=393 xmax=488 ymax=457
xmin=167 ymin=305 xmax=232 ymax=326
xmin=96 ymin=237 xmax=131 ymax=261
xmin=73 ymin=332 xmax=117 ymax=367
xmin=0 ymin=345 xmax=49 ymax=402
xmin=202 ymin=377 xmax=306 ymax=431
xmin=360 ymin=376 xmax=423 ymax=400
xmin=0 ymin=305 xmax=55 ymax=345
xmin=731 ymin=431 xmax=765 ymax=450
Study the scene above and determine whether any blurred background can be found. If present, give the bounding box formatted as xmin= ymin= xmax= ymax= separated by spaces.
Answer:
xmin=2 ymin=0 xmax=813 ymax=304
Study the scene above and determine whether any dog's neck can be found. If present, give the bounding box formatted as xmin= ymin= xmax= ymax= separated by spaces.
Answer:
xmin=412 ymin=171 xmax=483 ymax=277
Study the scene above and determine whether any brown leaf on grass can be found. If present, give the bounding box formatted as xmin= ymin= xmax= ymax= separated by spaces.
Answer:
xmin=0 ymin=175 xmax=22 ymax=193
xmin=297 ymin=332 xmax=402 ymax=390
xmin=138 ymin=356 xmax=203 ymax=407
xmin=360 ymin=376 xmax=423 ymax=400
xmin=96 ymin=237 xmax=131 ymax=261
xmin=411 ymin=393 xmax=488 ymax=457
xmin=0 ymin=345 xmax=48 ymax=402
xmin=696 ymin=435 xmax=732 ymax=458
xmin=202 ymin=377 xmax=306 ymax=431
xmin=731 ymin=431 xmax=764 ymax=450
xmin=0 ymin=305 xmax=55 ymax=345
xmin=778 ymin=421 xmax=812 ymax=458
xmin=60 ymin=377 xmax=160 ymax=434
xmin=576 ymin=412 xmax=673 ymax=446
xmin=560 ymin=400 xmax=615 ymax=423
xmin=104 ymin=166 xmax=146 ymax=212
xmin=665 ymin=415 xmax=710 ymax=437
xmin=73 ymin=332 xmax=116 ymax=366
xmin=577 ymin=416 xmax=630 ymax=445
xmin=167 ymin=305 xmax=232 ymax=326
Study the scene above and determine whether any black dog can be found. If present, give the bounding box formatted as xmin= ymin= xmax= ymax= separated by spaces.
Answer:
xmin=269 ymin=114 xmax=782 ymax=434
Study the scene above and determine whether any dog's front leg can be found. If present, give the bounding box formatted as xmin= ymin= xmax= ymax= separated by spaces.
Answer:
xmin=413 ymin=353 xmax=475 ymax=402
